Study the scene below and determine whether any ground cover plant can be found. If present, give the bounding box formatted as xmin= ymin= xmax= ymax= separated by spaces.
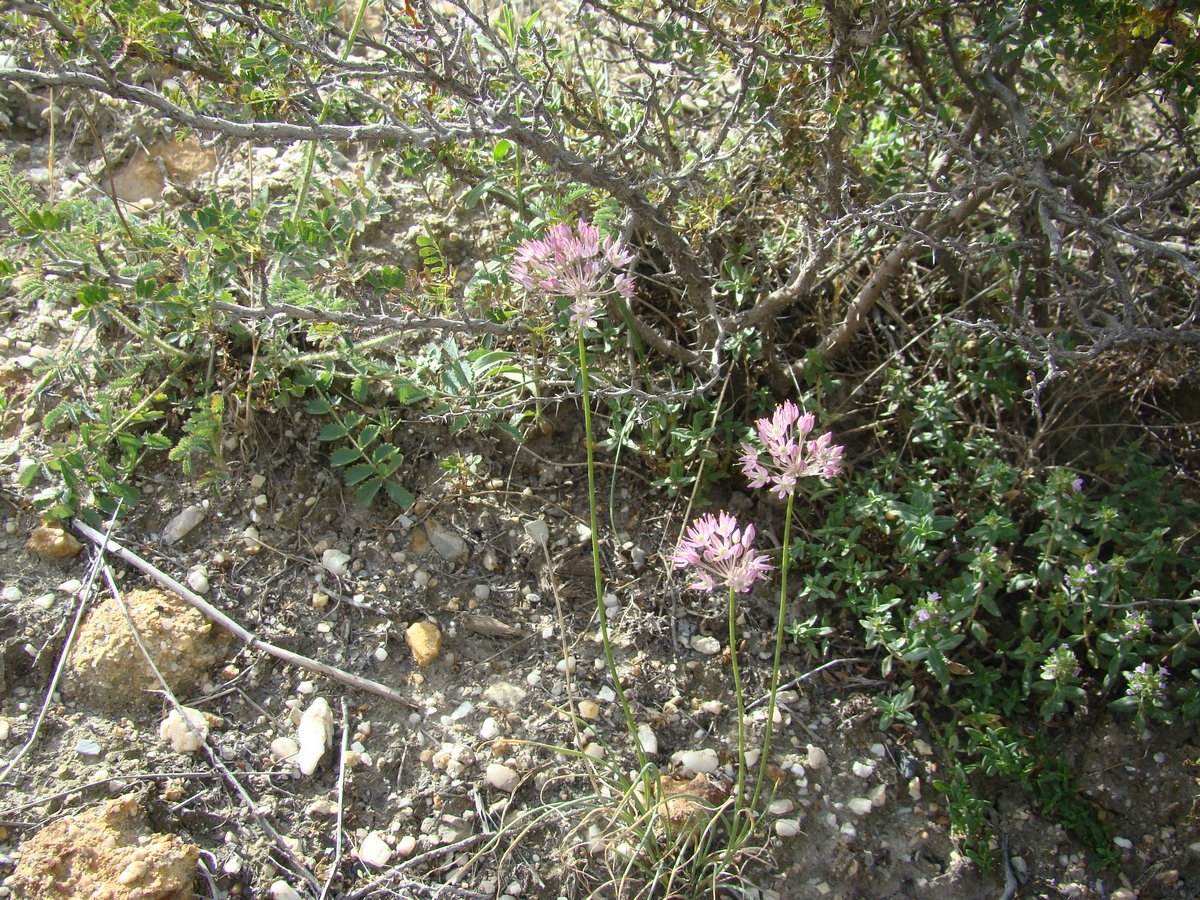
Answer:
xmin=0 ymin=0 xmax=1198 ymax=897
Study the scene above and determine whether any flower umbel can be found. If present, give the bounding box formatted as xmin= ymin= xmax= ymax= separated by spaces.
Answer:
xmin=1040 ymin=643 xmax=1081 ymax=683
xmin=672 ymin=511 xmax=773 ymax=594
xmin=739 ymin=401 xmax=844 ymax=501
xmin=509 ymin=219 xmax=634 ymax=332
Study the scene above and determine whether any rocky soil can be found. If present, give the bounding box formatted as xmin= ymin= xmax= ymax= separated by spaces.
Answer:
xmin=0 ymin=105 xmax=1197 ymax=900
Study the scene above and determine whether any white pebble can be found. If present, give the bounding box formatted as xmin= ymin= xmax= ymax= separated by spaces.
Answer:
xmin=33 ymin=593 xmax=56 ymax=610
xmin=269 ymin=881 xmax=302 ymax=900
xmin=869 ymin=783 xmax=887 ymax=808
xmin=357 ymin=832 xmax=392 ymax=868
xmin=1113 ymin=837 xmax=1133 ymax=850
xmin=56 ymin=578 xmax=82 ymax=594
xmin=373 ymin=646 xmax=388 ymax=662
xmin=636 ymin=724 xmax=658 ymax=756
xmin=523 ymin=520 xmax=550 ymax=546
xmin=186 ymin=566 xmax=209 ymax=594
xmin=775 ymin=818 xmax=802 ymax=838
xmin=295 ymin=698 xmax=334 ymax=775
xmin=321 ymin=549 xmax=352 ymax=578
xmin=806 ymin=745 xmax=828 ymax=770
xmin=473 ymin=584 xmax=491 ymax=601
xmin=690 ymin=635 xmax=721 ymax=655
xmin=847 ymin=797 xmax=874 ymax=816
xmin=480 ymin=717 xmax=499 ymax=741
xmin=852 ymin=760 xmax=875 ymax=778
xmin=674 ymin=749 xmax=719 ymax=775
xmin=486 ymin=763 xmax=520 ymax=792
xmin=768 ymin=799 xmax=795 ymax=816
xmin=163 ymin=505 xmax=205 ymax=544
xmin=555 ymin=656 xmax=576 ymax=674
xmin=250 ymin=474 xmax=267 ymax=491
xmin=908 ymin=777 xmax=921 ymax=800
xmin=1 ymin=585 xmax=21 ymax=602
xmin=159 ymin=707 xmax=208 ymax=753
xmin=270 ymin=737 xmax=299 ymax=762
xmin=868 ymin=742 xmax=886 ymax=757
xmin=397 ymin=834 xmax=417 ymax=857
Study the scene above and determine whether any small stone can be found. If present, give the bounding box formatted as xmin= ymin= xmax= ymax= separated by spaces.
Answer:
xmin=75 ymin=738 xmax=102 ymax=757
xmin=674 ymin=749 xmax=719 ymax=775
xmin=636 ymin=724 xmax=658 ymax=756
xmin=869 ymin=783 xmax=887 ymax=808
xmin=425 ymin=520 xmax=469 ymax=563
xmin=250 ymin=474 xmax=267 ymax=491
xmin=690 ymin=635 xmax=721 ymax=655
xmin=269 ymin=881 xmax=303 ymax=900
xmin=1113 ymin=836 xmax=1133 ymax=850
xmin=397 ymin=834 xmax=418 ymax=857
xmin=311 ymin=592 xmax=329 ymax=609
xmin=852 ymin=760 xmax=875 ymax=778
xmin=162 ymin=505 xmax=205 ymax=545
xmin=523 ymin=520 xmax=550 ymax=546
xmin=295 ymin=698 xmax=334 ymax=776
xmin=482 ymin=681 xmax=527 ymax=709
xmin=806 ymin=745 xmax=828 ymax=770
xmin=26 ymin=525 xmax=82 ymax=559
xmin=583 ymin=742 xmax=604 ymax=759
xmin=0 ymin=719 xmax=10 ymax=741
xmin=405 ymin=621 xmax=442 ymax=667
xmin=768 ymin=799 xmax=795 ymax=816
xmin=159 ymin=707 xmax=209 ymax=753
xmin=847 ymin=797 xmax=874 ymax=816
xmin=373 ymin=646 xmax=388 ymax=662
xmin=270 ymin=737 xmax=299 ymax=762
xmin=555 ymin=656 xmax=576 ymax=674
xmin=775 ymin=818 xmax=802 ymax=838
xmin=56 ymin=578 xmax=82 ymax=594
xmin=578 ymin=700 xmax=600 ymax=720
xmin=305 ymin=799 xmax=339 ymax=817
xmin=908 ymin=776 xmax=921 ymax=800
xmin=186 ymin=566 xmax=209 ymax=594
xmin=222 ymin=855 xmax=243 ymax=875
xmin=480 ymin=717 xmax=499 ymax=741
xmin=473 ymin=584 xmax=491 ymax=601
xmin=117 ymin=860 xmax=148 ymax=885
xmin=2 ymin=584 xmax=21 ymax=602
xmin=321 ymin=549 xmax=352 ymax=578
xmin=486 ymin=763 xmax=520 ymax=792
xmin=357 ymin=832 xmax=392 ymax=868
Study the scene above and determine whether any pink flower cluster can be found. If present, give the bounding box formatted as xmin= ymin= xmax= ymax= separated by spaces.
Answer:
xmin=670 ymin=511 xmax=773 ymax=594
xmin=673 ymin=403 xmax=843 ymax=594
xmin=739 ymin=400 xmax=844 ymax=501
xmin=509 ymin=220 xmax=634 ymax=332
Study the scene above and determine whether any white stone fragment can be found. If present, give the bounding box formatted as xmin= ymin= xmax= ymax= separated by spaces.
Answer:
xmin=269 ymin=881 xmax=302 ymax=900
xmin=908 ymin=776 xmax=921 ymax=801
xmin=321 ymin=549 xmax=352 ymax=578
xmin=271 ymin=737 xmax=300 ymax=762
xmin=163 ymin=505 xmax=205 ymax=544
xmin=847 ymin=797 xmax=874 ymax=816
xmin=486 ymin=763 xmax=520 ymax=792
xmin=775 ymin=818 xmax=802 ymax=838
xmin=806 ymin=745 xmax=828 ymax=770
xmin=397 ymin=834 xmax=418 ymax=857
xmin=0 ymin=719 xmax=10 ymax=741
xmin=159 ymin=706 xmax=209 ymax=753
xmin=523 ymin=519 xmax=550 ymax=546
xmin=186 ymin=565 xmax=209 ymax=594
xmin=674 ymin=749 xmax=719 ymax=775
xmin=479 ymin=717 xmax=500 ymax=741
xmin=768 ymin=798 xmax=795 ymax=816
xmin=852 ymin=760 xmax=876 ymax=778
xmin=295 ymin=698 xmax=334 ymax=775
xmin=357 ymin=832 xmax=393 ymax=868
xmin=690 ymin=635 xmax=721 ymax=655
xmin=869 ymin=783 xmax=887 ymax=808
xmin=636 ymin=724 xmax=658 ymax=756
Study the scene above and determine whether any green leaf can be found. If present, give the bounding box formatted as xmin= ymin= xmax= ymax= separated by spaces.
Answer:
xmin=494 ymin=139 xmax=513 ymax=162
xmin=385 ymin=481 xmax=415 ymax=508
xmin=356 ymin=476 xmax=383 ymax=505
xmin=343 ymin=463 xmax=374 ymax=485
xmin=306 ymin=396 xmax=333 ymax=414
xmin=319 ymin=423 xmax=349 ymax=441
xmin=330 ymin=447 xmax=361 ymax=466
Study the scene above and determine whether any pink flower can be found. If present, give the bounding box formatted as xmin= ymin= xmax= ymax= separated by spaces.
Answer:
xmin=739 ymin=401 xmax=843 ymax=501
xmin=671 ymin=511 xmax=773 ymax=594
xmin=509 ymin=219 xmax=635 ymax=333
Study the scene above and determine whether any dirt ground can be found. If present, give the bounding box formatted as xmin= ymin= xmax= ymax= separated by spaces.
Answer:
xmin=0 ymin=125 xmax=1198 ymax=900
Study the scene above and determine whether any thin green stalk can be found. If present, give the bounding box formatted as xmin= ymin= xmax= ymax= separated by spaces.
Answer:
xmin=727 ymin=583 xmax=746 ymax=819
xmin=577 ymin=332 xmax=647 ymax=771
xmin=751 ymin=491 xmax=795 ymax=811
xmin=292 ymin=0 xmax=372 ymax=218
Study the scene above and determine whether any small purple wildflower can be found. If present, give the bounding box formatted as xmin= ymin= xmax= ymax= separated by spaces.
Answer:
xmin=1123 ymin=609 xmax=1151 ymax=638
xmin=509 ymin=219 xmax=634 ymax=333
xmin=671 ymin=511 xmax=773 ymax=594
xmin=1072 ymin=477 xmax=1085 ymax=492
xmin=1064 ymin=562 xmax=1098 ymax=594
xmin=1125 ymin=661 xmax=1169 ymax=702
xmin=739 ymin=401 xmax=844 ymax=501
xmin=1040 ymin=643 xmax=1080 ymax=683
xmin=910 ymin=591 xmax=950 ymax=630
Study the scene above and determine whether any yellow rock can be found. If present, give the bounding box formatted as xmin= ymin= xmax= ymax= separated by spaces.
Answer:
xmin=405 ymin=621 xmax=441 ymax=667
xmin=26 ymin=525 xmax=83 ymax=560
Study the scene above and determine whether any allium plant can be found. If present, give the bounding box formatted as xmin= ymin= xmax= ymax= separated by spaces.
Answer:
xmin=672 ymin=512 xmax=771 ymax=839
xmin=739 ymin=402 xmax=843 ymax=809
xmin=509 ymin=220 xmax=644 ymax=761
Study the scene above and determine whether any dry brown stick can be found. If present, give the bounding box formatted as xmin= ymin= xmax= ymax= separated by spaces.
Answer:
xmin=71 ymin=519 xmax=416 ymax=709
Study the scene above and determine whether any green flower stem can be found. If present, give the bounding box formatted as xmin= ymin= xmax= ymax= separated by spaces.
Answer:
xmin=751 ymin=491 xmax=795 ymax=811
xmin=728 ymin=583 xmax=747 ymax=820
xmin=577 ymin=332 xmax=647 ymax=771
